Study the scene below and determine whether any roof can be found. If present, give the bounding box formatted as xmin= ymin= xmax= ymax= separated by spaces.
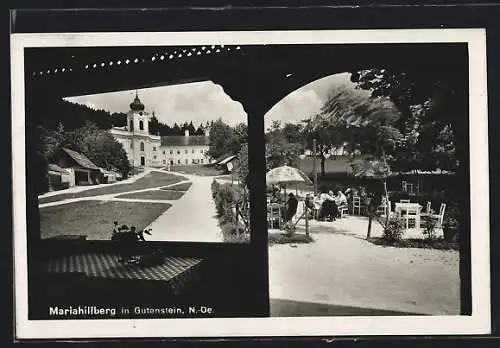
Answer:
xmin=217 ymin=155 xmax=238 ymax=165
xmin=61 ymin=148 xmax=100 ymax=170
xmin=48 ymin=163 xmax=70 ymax=175
xmin=161 ymin=135 xmax=209 ymax=147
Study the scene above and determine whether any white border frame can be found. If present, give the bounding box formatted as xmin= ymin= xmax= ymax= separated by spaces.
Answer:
xmin=12 ymin=29 xmax=490 ymax=339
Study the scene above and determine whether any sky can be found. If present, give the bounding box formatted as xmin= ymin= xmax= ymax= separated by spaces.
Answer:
xmin=65 ymin=72 xmax=357 ymax=131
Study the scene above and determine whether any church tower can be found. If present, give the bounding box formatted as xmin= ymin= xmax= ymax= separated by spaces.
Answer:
xmin=127 ymin=91 xmax=150 ymax=134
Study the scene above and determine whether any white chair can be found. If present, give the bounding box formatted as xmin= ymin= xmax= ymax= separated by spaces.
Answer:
xmin=402 ymin=205 xmax=421 ymax=230
xmin=430 ymin=203 xmax=446 ymax=228
xmin=352 ymin=196 xmax=362 ymax=215
xmin=338 ymin=204 xmax=349 ymax=218
xmin=267 ymin=205 xmax=282 ymax=229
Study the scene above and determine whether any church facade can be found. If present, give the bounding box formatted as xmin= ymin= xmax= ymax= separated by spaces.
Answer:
xmin=110 ymin=93 xmax=212 ymax=169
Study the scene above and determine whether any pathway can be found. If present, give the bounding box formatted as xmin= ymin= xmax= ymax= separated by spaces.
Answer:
xmin=268 ymin=211 xmax=458 ymax=316
xmin=145 ymin=172 xmax=222 ymax=242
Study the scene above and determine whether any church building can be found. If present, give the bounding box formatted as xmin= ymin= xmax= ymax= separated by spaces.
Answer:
xmin=110 ymin=92 xmax=212 ymax=169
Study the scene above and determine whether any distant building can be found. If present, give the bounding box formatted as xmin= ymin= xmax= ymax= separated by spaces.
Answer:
xmin=50 ymin=148 xmax=101 ymax=186
xmin=161 ymin=130 xmax=212 ymax=166
xmin=110 ymin=92 xmax=162 ymax=168
xmin=215 ymin=155 xmax=239 ymax=173
xmin=110 ymin=92 xmax=212 ymax=168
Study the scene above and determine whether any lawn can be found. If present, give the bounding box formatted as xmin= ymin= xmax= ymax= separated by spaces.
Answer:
xmin=169 ymin=165 xmax=223 ymax=176
xmin=40 ymin=200 xmax=171 ymax=240
xmin=160 ymin=182 xmax=193 ymax=191
xmin=115 ymin=190 xmax=185 ymax=200
xmin=39 ymin=172 xmax=186 ymax=204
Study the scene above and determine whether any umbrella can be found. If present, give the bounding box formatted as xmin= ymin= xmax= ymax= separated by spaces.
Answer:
xmin=266 ymin=165 xmax=313 ymax=195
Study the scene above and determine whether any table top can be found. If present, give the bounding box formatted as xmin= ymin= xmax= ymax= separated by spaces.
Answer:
xmin=395 ymin=202 xmax=423 ymax=212
xmin=43 ymin=253 xmax=203 ymax=281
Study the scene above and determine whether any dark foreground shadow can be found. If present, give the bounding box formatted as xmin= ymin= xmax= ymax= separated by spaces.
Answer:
xmin=270 ymin=298 xmax=425 ymax=317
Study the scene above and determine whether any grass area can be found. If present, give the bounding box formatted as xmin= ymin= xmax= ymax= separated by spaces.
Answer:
xmin=160 ymin=182 xmax=193 ymax=191
xmin=368 ymin=237 xmax=459 ymax=251
xmin=268 ymin=232 xmax=314 ymax=245
xmin=39 ymin=172 xmax=186 ymax=204
xmin=115 ymin=190 xmax=185 ymax=200
xmin=170 ymin=165 xmax=223 ymax=176
xmin=40 ymin=200 xmax=171 ymax=240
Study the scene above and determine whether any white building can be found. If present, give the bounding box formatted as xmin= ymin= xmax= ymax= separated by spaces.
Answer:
xmin=160 ymin=130 xmax=211 ymax=166
xmin=110 ymin=93 xmax=212 ymax=169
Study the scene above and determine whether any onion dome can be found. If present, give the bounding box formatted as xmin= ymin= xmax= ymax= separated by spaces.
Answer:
xmin=130 ymin=91 xmax=145 ymax=111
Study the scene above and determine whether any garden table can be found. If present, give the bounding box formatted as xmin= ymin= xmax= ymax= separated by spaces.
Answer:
xmin=395 ymin=202 xmax=423 ymax=229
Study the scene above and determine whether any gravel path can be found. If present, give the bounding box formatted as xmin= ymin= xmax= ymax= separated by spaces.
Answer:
xmin=269 ymin=231 xmax=460 ymax=316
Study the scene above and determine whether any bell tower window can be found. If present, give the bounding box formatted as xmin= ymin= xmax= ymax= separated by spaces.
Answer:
xmin=129 ymin=120 xmax=134 ymax=132
xmin=139 ymin=120 xmax=144 ymax=131
xmin=140 ymin=142 xmax=145 ymax=151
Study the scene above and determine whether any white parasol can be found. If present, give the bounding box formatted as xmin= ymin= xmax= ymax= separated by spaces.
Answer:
xmin=266 ymin=165 xmax=313 ymax=195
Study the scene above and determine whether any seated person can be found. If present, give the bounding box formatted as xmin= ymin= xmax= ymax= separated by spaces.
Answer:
xmin=335 ymin=190 xmax=348 ymax=206
xmin=318 ymin=191 xmax=339 ymax=221
xmin=284 ymin=193 xmax=299 ymax=223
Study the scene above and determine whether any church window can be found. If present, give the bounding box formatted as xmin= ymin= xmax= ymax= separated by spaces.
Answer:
xmin=201 ymin=159 xmax=204 ymax=164
xmin=139 ymin=120 xmax=144 ymax=130
xmin=163 ymin=150 xmax=165 ymax=155
xmin=130 ymin=142 xmax=133 ymax=149
xmin=163 ymin=160 xmax=166 ymax=164
xmin=185 ymin=149 xmax=188 ymax=154
xmin=153 ymin=155 xmax=157 ymax=159
xmin=129 ymin=120 xmax=134 ymax=131
xmin=140 ymin=142 xmax=145 ymax=151
xmin=177 ymin=150 xmax=180 ymax=154
xmin=192 ymin=149 xmax=195 ymax=153
xmin=185 ymin=159 xmax=188 ymax=164
xmin=177 ymin=160 xmax=180 ymax=164
xmin=153 ymin=146 xmax=156 ymax=151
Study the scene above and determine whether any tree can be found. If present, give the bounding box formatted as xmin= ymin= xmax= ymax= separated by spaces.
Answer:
xmin=309 ymin=85 xmax=402 ymax=238
xmin=172 ymin=123 xmax=182 ymax=135
xmin=194 ymin=123 xmax=205 ymax=135
xmin=149 ymin=113 xmax=160 ymax=135
xmin=351 ymin=69 xmax=459 ymax=176
xmin=207 ymin=119 xmax=235 ymax=160
xmin=186 ymin=121 xmax=197 ymax=135
xmin=110 ymin=112 xmax=127 ymax=127
xmin=304 ymin=86 xmax=380 ymax=175
xmin=282 ymin=122 xmax=304 ymax=145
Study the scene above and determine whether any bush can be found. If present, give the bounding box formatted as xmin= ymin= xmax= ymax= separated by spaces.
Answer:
xmin=211 ymin=179 xmax=249 ymax=243
xmin=383 ymin=217 xmax=405 ymax=243
xmin=421 ymin=216 xmax=437 ymax=240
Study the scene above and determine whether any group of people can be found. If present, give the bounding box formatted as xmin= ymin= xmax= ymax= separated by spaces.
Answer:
xmin=268 ymin=185 xmax=351 ymax=228
xmin=305 ymin=189 xmax=348 ymax=221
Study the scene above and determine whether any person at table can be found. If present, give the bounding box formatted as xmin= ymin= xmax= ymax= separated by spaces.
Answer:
xmin=270 ymin=186 xmax=283 ymax=203
xmin=305 ymin=193 xmax=316 ymax=219
xmin=284 ymin=192 xmax=299 ymax=223
xmin=335 ymin=190 xmax=348 ymax=206
xmin=318 ymin=190 xmax=339 ymax=221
